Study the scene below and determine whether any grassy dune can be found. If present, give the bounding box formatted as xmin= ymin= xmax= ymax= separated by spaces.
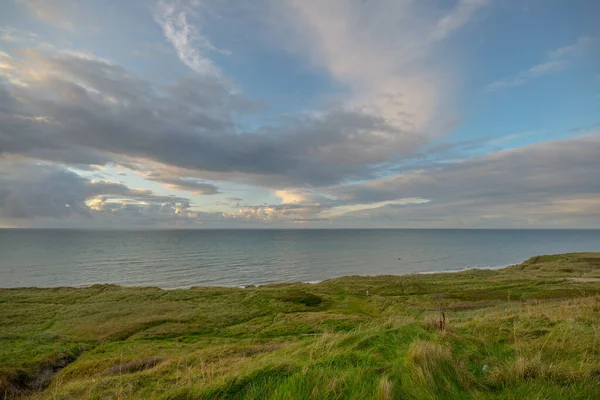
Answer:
xmin=1 ymin=253 xmax=600 ymax=399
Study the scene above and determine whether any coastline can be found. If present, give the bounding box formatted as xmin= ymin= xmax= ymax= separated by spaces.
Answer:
xmin=1 ymin=263 xmax=516 ymax=290
xmin=2 ymin=252 xmax=600 ymax=399
xmin=3 ymin=229 xmax=600 ymax=290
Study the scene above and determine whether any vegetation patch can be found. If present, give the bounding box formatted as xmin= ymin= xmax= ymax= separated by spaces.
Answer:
xmin=0 ymin=349 xmax=82 ymax=399
xmin=277 ymin=290 xmax=324 ymax=307
xmin=106 ymin=357 xmax=163 ymax=375
xmin=1 ymin=252 xmax=600 ymax=399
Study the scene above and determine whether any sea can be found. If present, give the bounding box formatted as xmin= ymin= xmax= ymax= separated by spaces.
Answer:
xmin=0 ymin=229 xmax=598 ymax=288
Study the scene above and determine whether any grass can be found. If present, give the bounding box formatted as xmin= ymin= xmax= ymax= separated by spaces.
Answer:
xmin=0 ymin=252 xmax=599 ymax=399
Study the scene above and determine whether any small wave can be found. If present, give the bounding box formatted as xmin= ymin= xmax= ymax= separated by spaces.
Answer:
xmin=231 ymin=279 xmax=323 ymax=289
xmin=411 ymin=256 xmax=451 ymax=264
xmin=417 ymin=264 xmax=508 ymax=275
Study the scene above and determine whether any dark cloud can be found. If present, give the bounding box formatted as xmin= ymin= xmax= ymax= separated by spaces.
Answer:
xmin=0 ymin=162 xmax=193 ymax=220
xmin=326 ymin=134 xmax=600 ymax=227
xmin=0 ymin=50 xmax=423 ymax=188
xmin=157 ymin=177 xmax=220 ymax=195
xmin=332 ymin=134 xmax=600 ymax=204
xmin=211 ymin=133 xmax=600 ymax=227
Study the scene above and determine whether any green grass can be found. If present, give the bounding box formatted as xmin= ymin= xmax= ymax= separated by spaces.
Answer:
xmin=1 ymin=252 xmax=600 ymax=399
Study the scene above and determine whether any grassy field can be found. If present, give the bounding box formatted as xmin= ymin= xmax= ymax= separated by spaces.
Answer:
xmin=1 ymin=253 xmax=600 ymax=399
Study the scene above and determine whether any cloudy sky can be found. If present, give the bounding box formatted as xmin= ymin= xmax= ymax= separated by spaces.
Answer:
xmin=0 ymin=0 xmax=599 ymax=229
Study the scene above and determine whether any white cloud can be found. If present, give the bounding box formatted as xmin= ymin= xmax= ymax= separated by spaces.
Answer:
xmin=486 ymin=36 xmax=599 ymax=91
xmin=275 ymin=189 xmax=312 ymax=204
xmin=486 ymin=60 xmax=567 ymax=90
xmin=19 ymin=0 xmax=75 ymax=31
xmin=431 ymin=0 xmax=489 ymax=41
xmin=0 ymin=27 xmax=37 ymax=43
xmin=153 ymin=0 xmax=229 ymax=75
xmin=272 ymin=0 xmax=488 ymax=139
xmin=549 ymin=36 xmax=599 ymax=59
xmin=322 ymin=198 xmax=430 ymax=218
xmin=527 ymin=60 xmax=566 ymax=75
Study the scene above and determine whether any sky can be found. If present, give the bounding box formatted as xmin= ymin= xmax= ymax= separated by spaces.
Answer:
xmin=0 ymin=0 xmax=599 ymax=229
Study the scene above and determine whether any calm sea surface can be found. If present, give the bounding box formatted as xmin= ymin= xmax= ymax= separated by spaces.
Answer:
xmin=0 ymin=229 xmax=598 ymax=288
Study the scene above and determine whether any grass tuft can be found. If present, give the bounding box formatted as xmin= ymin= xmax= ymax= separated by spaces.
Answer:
xmin=277 ymin=290 xmax=324 ymax=307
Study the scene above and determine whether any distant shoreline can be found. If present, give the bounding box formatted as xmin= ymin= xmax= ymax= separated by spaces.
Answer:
xmin=0 ymin=264 xmax=514 ymax=290
xmin=2 ymin=227 xmax=600 ymax=231
xmin=2 ymin=229 xmax=599 ymax=288
xmin=0 ymin=260 xmax=565 ymax=290
xmin=2 ymin=253 xmax=600 ymax=398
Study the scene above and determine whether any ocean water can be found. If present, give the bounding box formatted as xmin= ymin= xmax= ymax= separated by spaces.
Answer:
xmin=0 ymin=229 xmax=598 ymax=288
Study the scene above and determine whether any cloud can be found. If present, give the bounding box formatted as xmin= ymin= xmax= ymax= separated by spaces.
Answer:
xmin=4 ymin=46 xmax=596 ymax=227
xmin=0 ymin=161 xmax=323 ymax=226
xmin=3 ymin=131 xmax=599 ymax=228
xmin=275 ymin=189 xmax=314 ymax=205
xmin=322 ymin=198 xmax=431 ymax=219
xmin=0 ymin=49 xmax=425 ymax=187
xmin=0 ymin=161 xmax=193 ymax=221
xmin=2 ymin=1 xmax=597 ymax=229
xmin=217 ymin=130 xmax=600 ymax=227
xmin=431 ymin=0 xmax=489 ymax=41
xmin=485 ymin=61 xmax=568 ymax=91
xmin=224 ymin=203 xmax=326 ymax=224
xmin=155 ymin=177 xmax=220 ymax=195
xmin=0 ymin=27 xmax=37 ymax=43
xmin=486 ymin=36 xmax=600 ymax=91
xmin=325 ymin=133 xmax=600 ymax=227
xmin=273 ymin=0 xmax=488 ymax=134
xmin=153 ymin=0 xmax=229 ymax=75
xmin=549 ymin=36 xmax=600 ymax=59
xmin=18 ymin=0 xmax=75 ymax=31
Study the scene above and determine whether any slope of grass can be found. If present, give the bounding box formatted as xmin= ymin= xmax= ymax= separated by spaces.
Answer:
xmin=1 ymin=253 xmax=599 ymax=399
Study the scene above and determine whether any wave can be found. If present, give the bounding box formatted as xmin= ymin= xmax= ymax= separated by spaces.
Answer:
xmin=417 ymin=264 xmax=508 ymax=275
